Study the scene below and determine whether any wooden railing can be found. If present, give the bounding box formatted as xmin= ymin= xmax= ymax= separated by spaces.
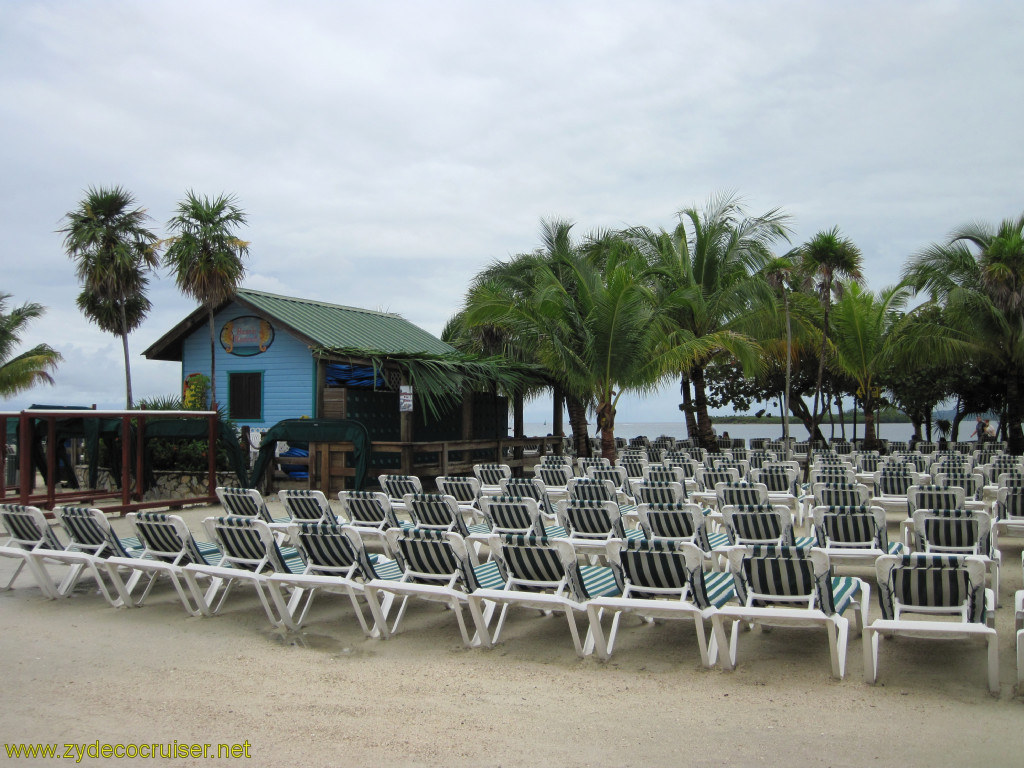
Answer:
xmin=297 ymin=435 xmax=565 ymax=494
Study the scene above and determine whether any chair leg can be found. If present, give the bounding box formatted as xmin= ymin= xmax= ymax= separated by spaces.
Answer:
xmin=586 ymin=604 xmax=612 ymax=661
xmin=863 ymin=627 xmax=879 ymax=684
xmin=466 ymin=596 xmax=495 ymax=648
xmin=711 ymin=615 xmax=737 ymax=669
xmin=827 ymin=616 xmax=848 ymax=679
xmin=988 ymin=632 xmax=1000 ymax=695
xmin=1016 ymin=630 xmax=1024 ymax=691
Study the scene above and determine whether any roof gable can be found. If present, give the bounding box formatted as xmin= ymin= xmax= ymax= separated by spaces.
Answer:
xmin=143 ymin=288 xmax=456 ymax=361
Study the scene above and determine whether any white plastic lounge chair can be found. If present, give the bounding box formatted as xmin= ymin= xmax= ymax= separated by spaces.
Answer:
xmin=712 ymin=546 xmax=868 ymax=679
xmin=498 ymin=476 xmax=559 ymax=521
xmin=911 ymin=508 xmax=1000 ymax=602
xmin=586 ymin=539 xmax=735 ymax=664
xmin=471 ymin=464 xmax=511 ymax=495
xmin=278 ymin=489 xmax=338 ymax=524
xmin=48 ymin=505 xmax=145 ymax=607
xmin=402 ymin=493 xmax=491 ymax=539
xmin=477 ymin=496 xmax=566 ymax=538
xmin=0 ymin=503 xmax=67 ymax=597
xmin=467 ymin=532 xmax=619 ymax=656
xmin=555 ymin=499 xmax=644 ymax=557
xmin=215 ymin=486 xmax=290 ymax=525
xmin=722 ymin=505 xmax=815 ymax=549
xmin=377 ymin=474 xmax=423 ymax=512
xmin=631 ymin=480 xmax=686 ymax=506
xmin=864 ymin=554 xmax=997 ymax=693
xmin=362 ymin=528 xmax=501 ymax=646
xmin=182 ymin=516 xmax=305 ymax=625
xmin=337 ymin=489 xmax=410 ymax=546
xmin=264 ymin=522 xmax=402 ymax=634
xmin=1015 ymin=553 xmax=1024 ymax=687
xmin=994 ymin=486 xmax=1024 ymax=545
xmin=436 ymin=475 xmax=484 ymax=522
xmin=103 ymin=511 xmax=223 ymax=615
xmin=533 ymin=464 xmax=574 ymax=498
xmin=809 ymin=504 xmax=903 ymax=570
xmin=636 ymin=502 xmax=730 ymax=566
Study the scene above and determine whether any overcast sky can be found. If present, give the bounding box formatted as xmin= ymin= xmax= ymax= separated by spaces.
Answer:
xmin=2 ymin=0 xmax=1021 ymax=426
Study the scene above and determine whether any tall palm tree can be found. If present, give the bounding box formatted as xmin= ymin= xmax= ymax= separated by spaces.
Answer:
xmin=903 ymin=211 xmax=1024 ymax=452
xmin=797 ymin=226 xmax=863 ymax=445
xmin=60 ymin=186 xmax=158 ymax=408
xmin=463 ymin=229 xmax=680 ymax=460
xmin=163 ymin=192 xmax=249 ymax=408
xmin=0 ymin=294 xmax=62 ymax=398
xmin=629 ymin=193 xmax=792 ymax=450
xmin=828 ymin=282 xmax=910 ymax=450
xmin=761 ymin=255 xmax=798 ymax=455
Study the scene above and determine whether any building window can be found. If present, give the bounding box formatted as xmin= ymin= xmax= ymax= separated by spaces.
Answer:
xmin=228 ymin=372 xmax=262 ymax=420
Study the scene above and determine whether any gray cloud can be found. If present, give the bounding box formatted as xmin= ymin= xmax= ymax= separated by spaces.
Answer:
xmin=1 ymin=0 xmax=1021 ymax=425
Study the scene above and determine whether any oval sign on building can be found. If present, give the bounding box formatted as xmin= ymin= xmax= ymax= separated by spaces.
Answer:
xmin=220 ymin=316 xmax=275 ymax=356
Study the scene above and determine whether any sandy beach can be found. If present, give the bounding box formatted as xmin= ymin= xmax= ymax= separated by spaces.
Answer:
xmin=2 ymin=502 xmax=1022 ymax=767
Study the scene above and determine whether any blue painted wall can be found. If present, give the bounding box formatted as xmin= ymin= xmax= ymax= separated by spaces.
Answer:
xmin=180 ymin=301 xmax=315 ymax=429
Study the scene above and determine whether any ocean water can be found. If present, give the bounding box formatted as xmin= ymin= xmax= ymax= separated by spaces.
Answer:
xmin=519 ymin=421 xmax=926 ymax=444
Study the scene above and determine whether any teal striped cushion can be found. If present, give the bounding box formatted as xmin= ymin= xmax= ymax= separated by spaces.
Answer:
xmin=830 ymin=576 xmax=861 ymax=615
xmin=703 ymin=570 xmax=737 ymax=608
xmin=472 ymin=561 xmax=506 ymax=591
xmin=579 ymin=565 xmax=620 ymax=598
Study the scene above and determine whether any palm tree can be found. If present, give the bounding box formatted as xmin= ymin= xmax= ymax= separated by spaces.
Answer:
xmin=0 ymin=294 xmax=62 ymax=398
xmin=828 ymin=282 xmax=911 ymax=450
xmin=463 ymin=228 xmax=680 ymax=460
xmin=629 ymin=193 xmax=792 ymax=450
xmin=60 ymin=186 xmax=158 ymax=408
xmin=797 ymin=227 xmax=864 ymax=445
xmin=761 ymin=255 xmax=798 ymax=455
xmin=903 ymin=212 xmax=1024 ymax=452
xmin=163 ymin=192 xmax=249 ymax=408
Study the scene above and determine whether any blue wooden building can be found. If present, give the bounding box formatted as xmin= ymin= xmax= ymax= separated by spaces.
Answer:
xmin=143 ymin=288 xmax=461 ymax=430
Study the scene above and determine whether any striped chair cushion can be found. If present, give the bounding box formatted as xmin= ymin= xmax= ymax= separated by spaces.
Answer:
xmin=484 ymin=499 xmax=540 ymax=534
xmin=59 ymin=507 xmax=141 ymax=558
xmin=282 ymin=491 xmax=330 ymax=521
xmin=495 ymin=534 xmax=566 ymax=587
xmin=617 ymin=539 xmax=690 ymax=595
xmin=562 ymin=501 xmax=623 ymax=537
xmin=213 ymin=517 xmax=301 ymax=574
xmin=394 ymin=529 xmax=462 ymax=581
xmin=636 ymin=482 xmax=681 ymax=505
xmin=721 ymin=485 xmax=764 ymax=507
xmin=344 ymin=492 xmax=401 ymax=529
xmin=570 ymin=480 xmax=616 ymax=502
xmin=876 ymin=474 xmax=912 ymax=496
xmin=816 ymin=506 xmax=878 ymax=548
xmin=439 ymin=478 xmax=479 ymax=503
xmin=537 ymin=466 xmax=572 ymax=486
xmin=912 ymin=486 xmax=960 ymax=511
xmin=134 ymin=512 xmax=218 ymax=565
xmin=996 ymin=489 xmax=1024 ymax=520
xmin=407 ymin=494 xmax=467 ymax=536
xmin=920 ymin=512 xmax=988 ymax=555
xmin=726 ymin=506 xmax=791 ymax=546
xmin=295 ymin=522 xmax=360 ymax=572
xmin=0 ymin=505 xmax=64 ymax=550
xmin=382 ymin=476 xmax=420 ymax=499
xmin=817 ymin=484 xmax=864 ymax=507
xmin=738 ymin=547 xmax=838 ymax=615
xmin=878 ymin=555 xmax=984 ymax=622
xmin=761 ymin=472 xmax=794 ymax=493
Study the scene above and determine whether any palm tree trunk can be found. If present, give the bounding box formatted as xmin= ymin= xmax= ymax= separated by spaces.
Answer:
xmin=597 ymin=398 xmax=616 ymax=462
xmin=863 ymin=397 xmax=878 ymax=450
xmin=565 ymin=395 xmax=591 ymax=458
xmin=208 ymin=308 xmax=217 ymax=408
xmin=690 ymin=364 xmax=717 ymax=452
xmin=680 ymin=374 xmax=698 ymax=440
xmin=783 ymin=295 xmax=792 ymax=458
xmin=1006 ymin=376 xmax=1024 ymax=454
xmin=119 ymin=304 xmax=133 ymax=409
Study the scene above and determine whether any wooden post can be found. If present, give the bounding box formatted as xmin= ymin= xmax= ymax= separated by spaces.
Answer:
xmin=553 ymin=386 xmax=564 ymax=453
xmin=513 ymin=391 xmax=525 ymax=470
xmin=18 ymin=411 xmax=31 ymax=504
xmin=46 ymin=415 xmax=57 ymax=510
xmin=207 ymin=410 xmax=218 ymax=502
xmin=135 ymin=410 xmax=146 ymax=502
xmin=121 ymin=415 xmax=132 ymax=510
xmin=399 ymin=371 xmax=414 ymax=476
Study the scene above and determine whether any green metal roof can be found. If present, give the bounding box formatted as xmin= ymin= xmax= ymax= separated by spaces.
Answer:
xmin=143 ymin=288 xmax=456 ymax=361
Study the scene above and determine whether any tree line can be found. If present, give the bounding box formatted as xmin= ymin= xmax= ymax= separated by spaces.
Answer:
xmin=444 ymin=192 xmax=1024 ymax=458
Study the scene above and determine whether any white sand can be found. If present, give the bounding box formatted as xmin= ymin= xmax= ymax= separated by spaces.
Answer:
xmin=1 ymin=503 xmax=1022 ymax=767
